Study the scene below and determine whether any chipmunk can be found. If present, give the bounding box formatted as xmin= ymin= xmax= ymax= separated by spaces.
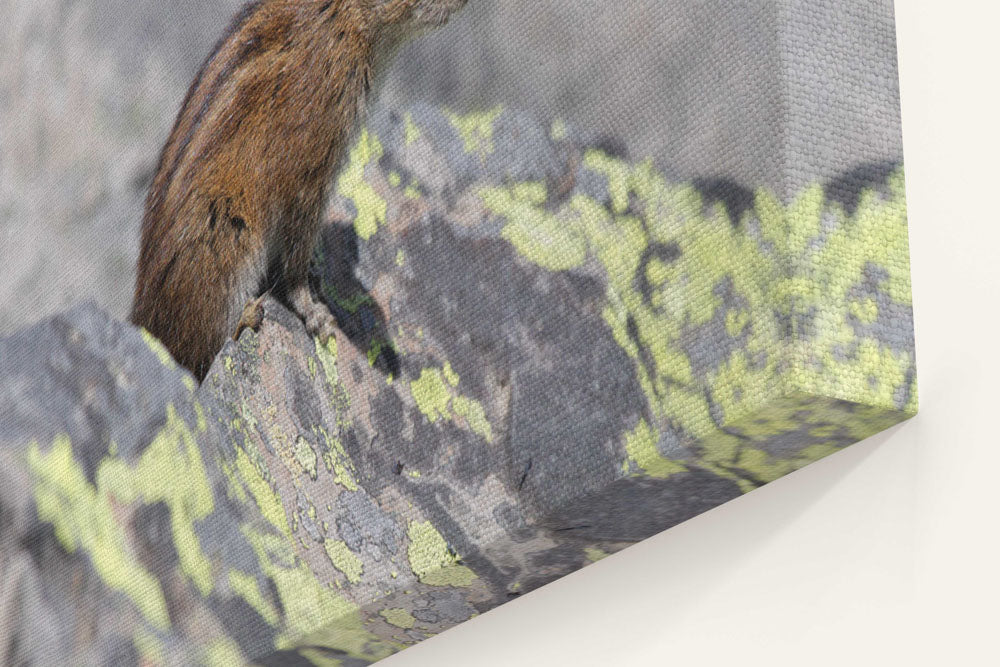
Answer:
xmin=130 ymin=0 xmax=466 ymax=380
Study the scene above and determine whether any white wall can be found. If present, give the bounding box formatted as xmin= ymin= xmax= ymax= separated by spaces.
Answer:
xmin=384 ymin=2 xmax=1000 ymax=665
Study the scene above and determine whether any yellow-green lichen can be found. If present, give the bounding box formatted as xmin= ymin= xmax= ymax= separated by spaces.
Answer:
xmin=313 ymin=336 xmax=354 ymax=424
xmin=410 ymin=368 xmax=451 ymax=422
xmin=694 ymin=392 xmax=907 ymax=492
xmin=240 ymin=399 xmax=259 ymax=434
xmin=450 ymin=395 xmax=492 ymax=443
xmin=28 ymin=407 xmax=216 ymax=629
xmin=224 ymin=445 xmax=388 ymax=657
xmin=367 ymin=338 xmax=397 ymax=368
xmin=229 ymin=569 xmax=280 ymax=627
xmin=316 ymin=425 xmax=359 ymax=491
xmin=98 ymin=404 xmax=216 ymax=596
xmin=584 ymin=547 xmax=610 ymax=563
xmin=482 ymin=182 xmax=588 ymax=272
xmin=337 ymin=129 xmax=387 ymax=241
xmin=134 ymin=629 xmax=165 ymax=665
xmin=298 ymin=648 xmax=346 ymax=666
xmin=623 ymin=419 xmax=686 ymax=478
xmin=849 ymin=297 xmax=879 ymax=324
xmin=445 ymin=106 xmax=503 ymax=158
xmin=244 ymin=529 xmax=390 ymax=658
xmin=27 ymin=435 xmax=170 ymax=630
xmin=140 ymin=328 xmax=176 ymax=369
xmin=293 ymin=436 xmax=318 ymax=480
xmin=442 ymin=361 xmax=459 ymax=387
xmin=232 ymin=444 xmax=290 ymax=535
xmin=324 ymin=539 xmax=364 ymax=584
xmin=403 ymin=112 xmax=422 ymax=146
xmin=320 ymin=283 xmax=374 ymax=316
xmin=482 ymin=153 xmax=915 ymax=492
xmin=406 ymin=520 xmax=477 ymax=587
xmin=200 ymin=637 xmax=244 ymax=667
xmin=582 ymin=149 xmax=633 ymax=214
xmin=410 ymin=366 xmax=492 ymax=442
xmin=550 ymin=118 xmax=568 ymax=142
xmin=380 ymin=608 xmax=417 ymax=630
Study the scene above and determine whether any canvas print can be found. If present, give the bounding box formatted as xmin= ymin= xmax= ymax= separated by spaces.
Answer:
xmin=0 ymin=1 xmax=915 ymax=664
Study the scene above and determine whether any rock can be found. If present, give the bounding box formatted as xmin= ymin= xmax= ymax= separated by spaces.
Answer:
xmin=0 ymin=103 xmax=916 ymax=665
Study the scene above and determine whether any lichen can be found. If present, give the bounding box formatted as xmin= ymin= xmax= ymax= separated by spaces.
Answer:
xmin=406 ymin=520 xmax=477 ymax=587
xmin=201 ymin=638 xmax=244 ymax=667
xmin=228 ymin=569 xmax=280 ymax=627
xmin=623 ymin=419 xmax=686 ymax=479
xmin=403 ymin=112 xmax=422 ymax=146
xmin=482 ymin=156 xmax=915 ymax=491
xmin=445 ymin=105 xmax=503 ymax=158
xmin=410 ymin=365 xmax=492 ymax=442
xmin=315 ymin=425 xmax=359 ymax=491
xmin=140 ymin=328 xmax=176 ymax=369
xmin=324 ymin=539 xmax=364 ymax=584
xmin=584 ymin=547 xmax=610 ymax=563
xmin=410 ymin=368 xmax=451 ymax=423
xmin=336 ymin=129 xmax=387 ymax=241
xmin=27 ymin=435 xmax=170 ymax=629
xmin=380 ymin=608 xmax=417 ymax=630
xmin=550 ymin=117 xmax=568 ymax=142
xmin=229 ymin=443 xmax=290 ymax=536
xmin=482 ymin=182 xmax=588 ymax=272
xmin=97 ymin=404 xmax=216 ymax=596
xmin=133 ymin=629 xmax=165 ymax=665
xmin=442 ymin=361 xmax=459 ymax=387
xmin=242 ymin=529 xmax=388 ymax=658
xmin=293 ymin=436 xmax=318 ymax=481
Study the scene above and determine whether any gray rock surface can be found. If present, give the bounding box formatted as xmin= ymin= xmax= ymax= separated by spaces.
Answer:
xmin=0 ymin=92 xmax=915 ymax=663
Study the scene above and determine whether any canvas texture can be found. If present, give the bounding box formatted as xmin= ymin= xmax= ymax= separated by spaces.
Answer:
xmin=0 ymin=1 xmax=913 ymax=665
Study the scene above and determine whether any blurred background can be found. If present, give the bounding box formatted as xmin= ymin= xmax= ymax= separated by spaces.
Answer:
xmin=0 ymin=0 xmax=900 ymax=335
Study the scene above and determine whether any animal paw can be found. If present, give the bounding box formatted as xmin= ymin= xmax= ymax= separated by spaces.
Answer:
xmin=232 ymin=294 xmax=266 ymax=341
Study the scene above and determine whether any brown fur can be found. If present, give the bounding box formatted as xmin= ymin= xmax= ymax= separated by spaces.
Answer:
xmin=130 ymin=0 xmax=466 ymax=380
